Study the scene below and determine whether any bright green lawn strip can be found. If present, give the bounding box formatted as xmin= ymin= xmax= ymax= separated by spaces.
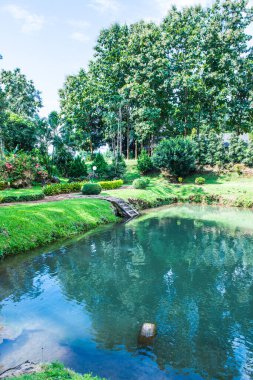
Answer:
xmin=11 ymin=363 xmax=104 ymax=380
xmin=0 ymin=199 xmax=117 ymax=257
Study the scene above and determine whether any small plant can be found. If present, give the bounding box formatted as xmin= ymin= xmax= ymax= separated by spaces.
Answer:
xmin=98 ymin=179 xmax=123 ymax=190
xmin=233 ymin=164 xmax=244 ymax=176
xmin=178 ymin=177 xmax=183 ymax=184
xmin=137 ymin=150 xmax=153 ymax=174
xmin=43 ymin=182 xmax=84 ymax=196
xmin=133 ymin=178 xmax=149 ymax=189
xmin=82 ymin=183 xmax=102 ymax=195
xmin=0 ymin=181 xmax=8 ymax=190
xmin=195 ymin=177 xmax=205 ymax=185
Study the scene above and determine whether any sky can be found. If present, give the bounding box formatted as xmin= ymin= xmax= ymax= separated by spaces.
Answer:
xmin=0 ymin=0 xmax=252 ymax=116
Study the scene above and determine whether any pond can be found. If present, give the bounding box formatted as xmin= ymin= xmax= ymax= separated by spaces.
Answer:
xmin=0 ymin=205 xmax=253 ymax=379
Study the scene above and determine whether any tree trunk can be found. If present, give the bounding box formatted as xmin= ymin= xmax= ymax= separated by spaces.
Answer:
xmin=126 ymin=126 xmax=130 ymax=160
xmin=90 ymin=139 xmax=93 ymax=154
xmin=135 ymin=140 xmax=138 ymax=160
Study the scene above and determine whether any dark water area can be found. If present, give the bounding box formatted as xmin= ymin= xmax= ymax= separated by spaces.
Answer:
xmin=0 ymin=206 xmax=253 ymax=379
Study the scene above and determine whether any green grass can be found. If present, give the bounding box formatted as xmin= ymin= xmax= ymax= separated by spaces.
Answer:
xmin=11 ymin=362 xmax=104 ymax=380
xmin=0 ymin=198 xmax=118 ymax=257
xmin=105 ymin=160 xmax=253 ymax=208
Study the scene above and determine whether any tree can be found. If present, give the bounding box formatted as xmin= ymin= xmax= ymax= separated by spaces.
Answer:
xmin=0 ymin=68 xmax=42 ymax=117
xmin=152 ymin=137 xmax=196 ymax=176
xmin=1 ymin=112 xmax=37 ymax=152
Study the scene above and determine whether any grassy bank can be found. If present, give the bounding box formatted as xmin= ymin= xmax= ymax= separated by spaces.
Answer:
xmin=103 ymin=160 xmax=253 ymax=210
xmin=0 ymin=198 xmax=118 ymax=257
xmin=11 ymin=363 xmax=104 ymax=380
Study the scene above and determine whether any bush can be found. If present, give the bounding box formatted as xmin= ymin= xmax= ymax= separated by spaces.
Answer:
xmin=92 ymin=153 xmax=109 ymax=178
xmin=107 ymin=154 xmax=126 ymax=179
xmin=0 ymin=181 xmax=8 ymax=190
xmin=195 ymin=177 xmax=206 ymax=185
xmin=82 ymin=183 xmax=102 ymax=195
xmin=0 ymin=193 xmax=45 ymax=203
xmin=99 ymin=179 xmax=123 ymax=190
xmin=178 ymin=177 xmax=183 ymax=183
xmin=233 ymin=164 xmax=245 ymax=175
xmin=68 ymin=156 xmax=87 ymax=179
xmin=0 ymin=152 xmax=48 ymax=188
xmin=18 ymin=193 xmax=45 ymax=202
xmin=0 ymin=195 xmax=18 ymax=203
xmin=133 ymin=178 xmax=149 ymax=189
xmin=152 ymin=137 xmax=196 ymax=177
xmin=137 ymin=151 xmax=153 ymax=174
xmin=43 ymin=182 xmax=84 ymax=196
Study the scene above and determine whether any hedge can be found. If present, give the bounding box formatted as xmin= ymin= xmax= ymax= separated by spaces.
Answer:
xmin=43 ymin=182 xmax=85 ymax=196
xmin=0 ymin=193 xmax=45 ymax=204
xmin=98 ymin=179 xmax=123 ymax=190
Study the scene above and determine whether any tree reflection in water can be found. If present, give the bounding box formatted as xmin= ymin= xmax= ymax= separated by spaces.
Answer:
xmin=0 ymin=207 xmax=253 ymax=379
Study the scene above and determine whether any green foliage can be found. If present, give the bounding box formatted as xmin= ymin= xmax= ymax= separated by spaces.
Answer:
xmin=152 ymin=137 xmax=196 ymax=176
xmin=133 ymin=178 xmax=149 ymax=189
xmin=92 ymin=153 xmax=109 ymax=178
xmin=98 ymin=179 xmax=123 ymax=190
xmin=43 ymin=182 xmax=84 ymax=196
xmin=82 ymin=183 xmax=102 ymax=195
xmin=68 ymin=156 xmax=88 ymax=178
xmin=0 ymin=193 xmax=45 ymax=203
xmin=0 ymin=152 xmax=48 ymax=188
xmin=11 ymin=363 xmax=104 ymax=380
xmin=195 ymin=177 xmax=206 ymax=185
xmin=137 ymin=151 xmax=154 ymax=174
xmin=178 ymin=177 xmax=183 ymax=183
xmin=0 ymin=181 xmax=7 ymax=190
xmin=108 ymin=155 xmax=126 ymax=179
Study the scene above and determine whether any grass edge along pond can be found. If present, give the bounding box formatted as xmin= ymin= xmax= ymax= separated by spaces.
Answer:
xmin=10 ymin=362 xmax=104 ymax=380
xmin=0 ymin=198 xmax=118 ymax=258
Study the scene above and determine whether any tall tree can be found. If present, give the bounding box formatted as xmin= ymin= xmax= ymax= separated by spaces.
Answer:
xmin=0 ymin=68 xmax=42 ymax=117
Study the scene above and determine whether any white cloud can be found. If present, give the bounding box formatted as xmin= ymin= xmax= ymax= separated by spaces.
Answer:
xmin=67 ymin=19 xmax=90 ymax=29
xmin=3 ymin=4 xmax=45 ymax=33
xmin=70 ymin=32 xmax=90 ymax=43
xmin=89 ymin=0 xmax=120 ymax=12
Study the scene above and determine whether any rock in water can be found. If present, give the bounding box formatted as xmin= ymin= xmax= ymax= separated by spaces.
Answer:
xmin=138 ymin=323 xmax=156 ymax=345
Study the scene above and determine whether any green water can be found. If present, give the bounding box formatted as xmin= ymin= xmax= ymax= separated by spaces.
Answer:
xmin=0 ymin=206 xmax=253 ymax=379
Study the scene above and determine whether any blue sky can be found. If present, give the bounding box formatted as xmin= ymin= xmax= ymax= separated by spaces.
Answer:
xmin=0 ymin=0 xmax=252 ymax=116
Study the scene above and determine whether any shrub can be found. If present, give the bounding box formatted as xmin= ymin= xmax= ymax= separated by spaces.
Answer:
xmin=137 ymin=151 xmax=153 ymax=174
xmin=99 ymin=179 xmax=123 ymax=190
xmin=82 ymin=183 xmax=102 ymax=195
xmin=233 ymin=164 xmax=245 ymax=175
xmin=107 ymin=154 xmax=126 ymax=179
xmin=178 ymin=177 xmax=183 ymax=184
xmin=0 ymin=152 xmax=48 ymax=188
xmin=0 ymin=195 xmax=18 ymax=203
xmin=195 ymin=177 xmax=206 ymax=185
xmin=92 ymin=153 xmax=109 ymax=178
xmin=133 ymin=178 xmax=149 ymax=189
xmin=18 ymin=193 xmax=45 ymax=202
xmin=68 ymin=156 xmax=87 ymax=179
xmin=152 ymin=137 xmax=196 ymax=177
xmin=43 ymin=182 xmax=84 ymax=196
xmin=0 ymin=181 xmax=8 ymax=190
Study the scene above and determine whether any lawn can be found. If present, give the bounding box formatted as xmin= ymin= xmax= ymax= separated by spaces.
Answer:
xmin=0 ymin=198 xmax=118 ymax=257
xmin=104 ymin=161 xmax=253 ymax=207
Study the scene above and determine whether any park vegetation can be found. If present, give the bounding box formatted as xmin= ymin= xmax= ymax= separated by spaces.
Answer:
xmin=0 ymin=0 xmax=252 ymax=189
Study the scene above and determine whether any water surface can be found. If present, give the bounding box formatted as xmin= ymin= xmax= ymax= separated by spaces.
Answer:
xmin=0 ymin=206 xmax=253 ymax=379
